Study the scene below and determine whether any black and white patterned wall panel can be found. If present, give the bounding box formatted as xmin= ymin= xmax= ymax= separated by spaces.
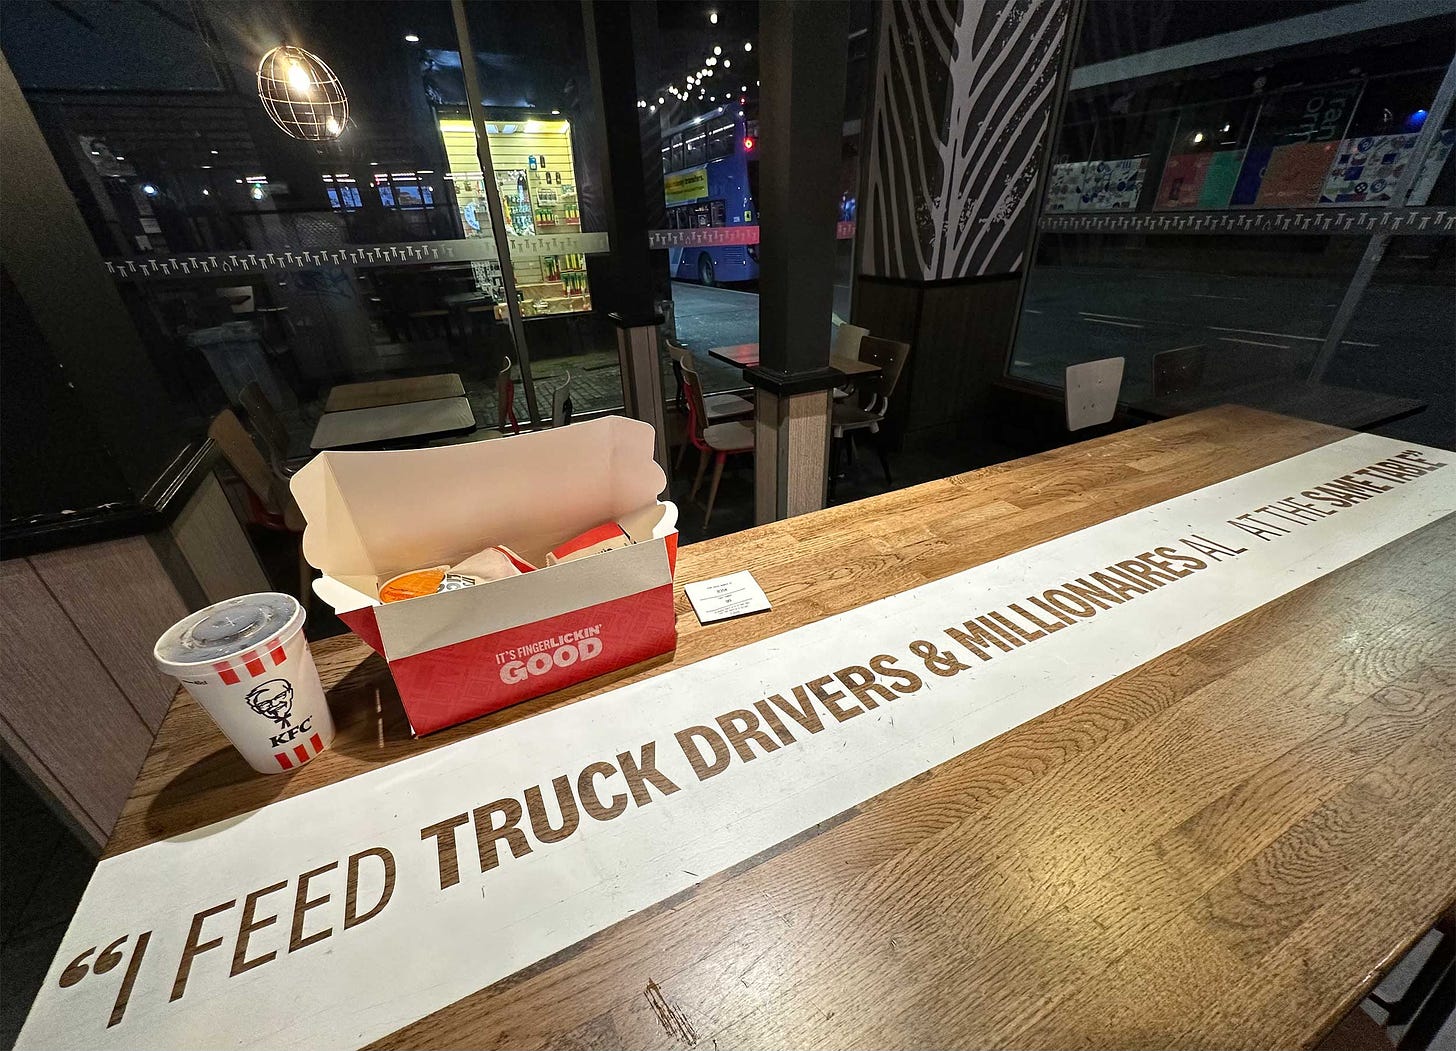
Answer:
xmin=862 ymin=0 xmax=1070 ymax=281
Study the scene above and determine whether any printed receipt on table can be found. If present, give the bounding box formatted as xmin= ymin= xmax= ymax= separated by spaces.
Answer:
xmin=684 ymin=570 xmax=772 ymax=624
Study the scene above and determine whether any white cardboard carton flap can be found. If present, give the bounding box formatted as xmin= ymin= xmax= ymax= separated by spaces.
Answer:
xmin=291 ymin=416 xmax=669 ymax=583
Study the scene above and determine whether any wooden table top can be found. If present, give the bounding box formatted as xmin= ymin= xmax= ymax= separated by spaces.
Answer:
xmin=709 ymin=343 xmax=879 ymax=376
xmin=323 ymin=373 xmax=465 ymax=413
xmin=309 ymin=396 xmax=476 ymax=451
xmin=111 ymin=406 xmax=1455 ymax=1049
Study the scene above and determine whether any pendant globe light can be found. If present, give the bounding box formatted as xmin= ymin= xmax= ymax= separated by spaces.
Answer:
xmin=256 ymin=45 xmax=348 ymax=141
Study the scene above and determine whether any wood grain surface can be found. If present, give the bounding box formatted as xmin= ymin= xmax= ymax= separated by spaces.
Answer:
xmin=106 ymin=406 xmax=1456 ymax=1049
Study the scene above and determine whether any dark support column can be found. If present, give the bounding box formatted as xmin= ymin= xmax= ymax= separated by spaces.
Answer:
xmin=749 ymin=0 xmax=851 ymax=523
xmin=584 ymin=0 xmax=670 ymax=474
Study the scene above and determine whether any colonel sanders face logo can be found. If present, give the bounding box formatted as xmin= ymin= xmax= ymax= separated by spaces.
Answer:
xmin=245 ymin=678 xmax=294 ymax=727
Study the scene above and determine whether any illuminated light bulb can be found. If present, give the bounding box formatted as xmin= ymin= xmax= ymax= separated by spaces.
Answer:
xmin=723 ymin=58 xmax=730 ymax=67
xmin=325 ymin=115 xmax=341 ymax=135
xmin=714 ymin=45 xmax=722 ymax=55
xmin=709 ymin=10 xmax=717 ymax=23
xmin=404 ymin=33 xmax=419 ymax=43
xmin=744 ymin=41 xmax=752 ymax=51
xmin=658 ymin=96 xmax=665 ymax=104
xmin=287 ymin=61 xmax=311 ymax=94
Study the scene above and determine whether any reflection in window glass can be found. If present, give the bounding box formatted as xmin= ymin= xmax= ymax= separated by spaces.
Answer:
xmin=1011 ymin=0 xmax=1455 ymax=441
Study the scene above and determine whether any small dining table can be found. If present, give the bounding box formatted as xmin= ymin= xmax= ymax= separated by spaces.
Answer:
xmin=309 ymin=395 xmax=477 ymax=451
xmin=323 ymin=373 xmax=466 ymax=413
xmin=709 ymin=342 xmax=881 ymax=377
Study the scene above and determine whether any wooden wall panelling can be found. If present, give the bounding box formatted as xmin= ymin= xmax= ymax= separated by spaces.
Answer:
xmin=0 ymin=557 xmax=155 ymax=845
xmin=0 ymin=713 xmax=106 ymax=850
xmin=28 ymin=536 xmax=189 ymax=732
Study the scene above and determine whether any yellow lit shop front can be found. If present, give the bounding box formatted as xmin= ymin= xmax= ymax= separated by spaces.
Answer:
xmin=438 ymin=115 xmax=591 ymax=317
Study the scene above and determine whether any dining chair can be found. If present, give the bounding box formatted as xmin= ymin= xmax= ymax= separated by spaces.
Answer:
xmin=1064 ymin=357 xmax=1125 ymax=431
xmin=681 ymin=357 xmax=754 ymax=527
xmin=830 ymin=335 xmax=910 ymax=494
xmin=208 ymin=408 xmax=312 ymax=603
xmin=497 ymin=355 xmax=521 ymax=435
xmin=665 ymin=339 xmax=753 ymax=468
xmin=550 ymin=371 xmax=574 ymax=428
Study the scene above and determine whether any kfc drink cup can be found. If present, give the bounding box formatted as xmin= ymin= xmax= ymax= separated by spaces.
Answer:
xmin=154 ymin=593 xmax=334 ymax=774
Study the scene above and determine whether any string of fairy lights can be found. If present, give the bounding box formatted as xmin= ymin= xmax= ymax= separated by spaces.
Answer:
xmin=637 ymin=38 xmax=757 ymax=117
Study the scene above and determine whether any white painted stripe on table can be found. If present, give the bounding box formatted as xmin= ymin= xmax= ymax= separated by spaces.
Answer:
xmin=18 ymin=434 xmax=1455 ymax=1051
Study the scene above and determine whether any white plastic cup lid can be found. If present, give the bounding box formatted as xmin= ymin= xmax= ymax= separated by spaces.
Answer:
xmin=155 ymin=593 xmax=304 ymax=672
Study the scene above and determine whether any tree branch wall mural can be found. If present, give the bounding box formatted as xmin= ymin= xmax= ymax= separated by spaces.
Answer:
xmin=863 ymin=0 xmax=1070 ymax=280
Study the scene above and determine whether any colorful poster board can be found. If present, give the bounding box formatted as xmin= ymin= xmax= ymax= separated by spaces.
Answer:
xmin=1045 ymin=157 xmax=1147 ymax=212
xmin=1255 ymin=140 xmax=1343 ymax=207
xmin=1321 ymin=130 xmax=1456 ymax=205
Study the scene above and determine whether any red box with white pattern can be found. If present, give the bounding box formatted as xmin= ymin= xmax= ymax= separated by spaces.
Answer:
xmin=290 ymin=417 xmax=679 ymax=735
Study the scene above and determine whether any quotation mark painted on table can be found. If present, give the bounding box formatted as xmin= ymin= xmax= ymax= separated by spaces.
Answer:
xmin=58 ymin=930 xmax=152 ymax=1028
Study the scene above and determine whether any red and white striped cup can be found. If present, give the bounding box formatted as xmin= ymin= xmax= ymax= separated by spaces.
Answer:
xmin=154 ymin=593 xmax=334 ymax=774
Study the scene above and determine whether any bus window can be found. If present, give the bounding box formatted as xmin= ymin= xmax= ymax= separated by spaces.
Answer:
xmin=710 ymin=200 xmax=726 ymax=226
xmin=661 ymin=146 xmax=671 ymax=175
xmin=692 ymin=202 xmax=711 ymax=227
xmin=670 ymin=133 xmax=684 ymax=173
xmin=708 ymin=122 xmax=735 ymax=160
xmin=685 ymin=130 xmax=706 ymax=168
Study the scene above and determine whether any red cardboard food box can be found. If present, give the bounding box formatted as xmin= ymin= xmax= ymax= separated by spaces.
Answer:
xmin=290 ymin=417 xmax=679 ymax=735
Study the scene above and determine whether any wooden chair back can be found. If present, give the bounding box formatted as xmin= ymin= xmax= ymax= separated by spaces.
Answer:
xmin=678 ymin=357 xmax=710 ymax=447
xmin=497 ymin=356 xmax=520 ymax=434
xmin=831 ymin=322 xmax=869 ymax=362
xmin=1153 ymin=345 xmax=1207 ymax=398
xmin=854 ymin=336 xmax=911 ymax=416
xmin=1065 ymin=357 xmax=1125 ymax=431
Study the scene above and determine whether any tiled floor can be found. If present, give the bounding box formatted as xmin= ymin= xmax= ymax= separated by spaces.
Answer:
xmin=1 ymin=759 xmax=98 ymax=1049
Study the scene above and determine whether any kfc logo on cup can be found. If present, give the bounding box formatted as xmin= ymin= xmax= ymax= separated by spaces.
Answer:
xmin=246 ymin=677 xmax=319 ymax=750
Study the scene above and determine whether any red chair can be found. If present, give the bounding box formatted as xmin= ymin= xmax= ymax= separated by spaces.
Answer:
xmin=681 ymin=357 xmax=754 ymax=526
xmin=497 ymin=355 xmax=521 ymax=435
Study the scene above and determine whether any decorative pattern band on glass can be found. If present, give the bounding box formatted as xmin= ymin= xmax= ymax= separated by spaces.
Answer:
xmin=644 ymin=221 xmax=854 ymax=249
xmin=104 ymin=233 xmax=611 ymax=279
xmin=1038 ymin=206 xmax=1453 ymax=236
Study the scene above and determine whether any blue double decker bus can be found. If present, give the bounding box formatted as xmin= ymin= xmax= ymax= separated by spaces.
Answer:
xmin=662 ymin=109 xmax=759 ymax=285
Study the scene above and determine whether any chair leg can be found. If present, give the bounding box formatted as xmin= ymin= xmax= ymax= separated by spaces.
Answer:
xmin=704 ymin=452 xmax=727 ymax=526
xmin=691 ymin=447 xmax=710 ymax=500
xmin=675 ymin=431 xmax=689 ymax=470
